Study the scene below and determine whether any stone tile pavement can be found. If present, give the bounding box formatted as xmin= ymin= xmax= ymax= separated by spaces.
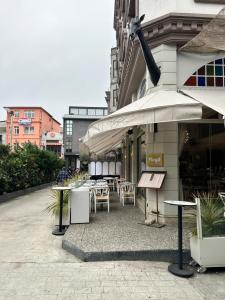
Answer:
xmin=0 ymin=188 xmax=224 ymax=299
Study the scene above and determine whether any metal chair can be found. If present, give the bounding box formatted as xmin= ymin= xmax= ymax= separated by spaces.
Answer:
xmin=120 ymin=182 xmax=136 ymax=206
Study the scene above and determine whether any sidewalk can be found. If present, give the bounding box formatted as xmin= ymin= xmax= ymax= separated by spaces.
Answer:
xmin=0 ymin=187 xmax=224 ymax=299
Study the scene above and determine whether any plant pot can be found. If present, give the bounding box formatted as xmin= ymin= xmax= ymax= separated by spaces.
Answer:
xmin=190 ymin=235 xmax=225 ymax=268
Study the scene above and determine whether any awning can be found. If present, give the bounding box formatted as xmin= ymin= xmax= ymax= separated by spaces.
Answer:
xmin=83 ymin=90 xmax=202 ymax=154
xmin=180 ymin=8 xmax=225 ymax=54
xmin=182 ymin=89 xmax=225 ymax=115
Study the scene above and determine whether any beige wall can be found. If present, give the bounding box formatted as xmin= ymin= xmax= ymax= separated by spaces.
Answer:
xmin=139 ymin=0 xmax=224 ymax=24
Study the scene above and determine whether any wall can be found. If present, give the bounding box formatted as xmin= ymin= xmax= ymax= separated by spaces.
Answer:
xmin=5 ymin=108 xmax=60 ymax=147
xmin=146 ymin=44 xmax=177 ymax=92
xmin=71 ymin=119 xmax=98 ymax=154
xmin=139 ymin=0 xmax=224 ymax=24
xmin=6 ymin=108 xmax=41 ymax=146
xmin=145 ymin=122 xmax=179 ymax=223
xmin=40 ymin=110 xmax=60 ymax=136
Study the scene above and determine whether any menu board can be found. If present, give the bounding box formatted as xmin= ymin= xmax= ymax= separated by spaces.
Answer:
xmin=138 ymin=171 xmax=166 ymax=189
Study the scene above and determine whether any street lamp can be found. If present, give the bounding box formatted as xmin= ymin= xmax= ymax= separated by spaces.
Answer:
xmin=9 ymin=110 xmax=14 ymax=150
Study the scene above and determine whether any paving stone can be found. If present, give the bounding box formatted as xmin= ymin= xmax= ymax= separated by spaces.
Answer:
xmin=0 ymin=188 xmax=224 ymax=300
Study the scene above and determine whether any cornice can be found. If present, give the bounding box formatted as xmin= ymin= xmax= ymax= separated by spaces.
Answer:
xmin=117 ymin=13 xmax=214 ymax=108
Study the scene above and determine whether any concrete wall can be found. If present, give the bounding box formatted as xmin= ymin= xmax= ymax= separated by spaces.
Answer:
xmin=139 ymin=0 xmax=224 ymax=24
xmin=146 ymin=45 xmax=177 ymax=92
xmin=71 ymin=119 xmax=97 ymax=154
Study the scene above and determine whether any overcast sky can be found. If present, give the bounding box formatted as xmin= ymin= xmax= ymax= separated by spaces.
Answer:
xmin=0 ymin=0 xmax=115 ymax=123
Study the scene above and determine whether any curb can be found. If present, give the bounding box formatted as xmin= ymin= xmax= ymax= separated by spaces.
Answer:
xmin=0 ymin=182 xmax=53 ymax=204
xmin=62 ymin=239 xmax=191 ymax=263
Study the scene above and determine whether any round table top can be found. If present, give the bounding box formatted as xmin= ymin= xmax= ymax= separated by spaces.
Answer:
xmin=52 ymin=186 xmax=72 ymax=190
xmin=164 ymin=200 xmax=196 ymax=207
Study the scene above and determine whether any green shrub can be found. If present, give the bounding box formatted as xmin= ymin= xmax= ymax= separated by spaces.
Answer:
xmin=0 ymin=143 xmax=64 ymax=195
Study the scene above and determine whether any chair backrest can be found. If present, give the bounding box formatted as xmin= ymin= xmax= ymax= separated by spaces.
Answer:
xmin=121 ymin=182 xmax=135 ymax=193
xmin=94 ymin=187 xmax=109 ymax=197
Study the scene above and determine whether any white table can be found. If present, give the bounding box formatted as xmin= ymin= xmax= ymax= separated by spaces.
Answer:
xmin=52 ymin=186 xmax=72 ymax=236
xmin=164 ymin=200 xmax=197 ymax=277
xmin=70 ymin=186 xmax=90 ymax=224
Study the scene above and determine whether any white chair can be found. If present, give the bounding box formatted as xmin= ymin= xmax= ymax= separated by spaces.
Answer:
xmin=93 ymin=187 xmax=110 ymax=213
xmin=120 ymin=182 xmax=136 ymax=206
xmin=116 ymin=178 xmax=126 ymax=195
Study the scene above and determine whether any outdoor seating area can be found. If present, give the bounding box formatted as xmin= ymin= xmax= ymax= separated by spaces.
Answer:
xmin=62 ymin=192 xmax=192 ymax=262
xmin=69 ymin=176 xmax=136 ymax=214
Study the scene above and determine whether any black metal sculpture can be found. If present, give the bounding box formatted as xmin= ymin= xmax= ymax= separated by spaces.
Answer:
xmin=129 ymin=15 xmax=161 ymax=86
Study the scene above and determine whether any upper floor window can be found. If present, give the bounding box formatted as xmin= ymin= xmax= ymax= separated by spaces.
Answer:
xmin=65 ymin=120 xmax=73 ymax=136
xmin=138 ymin=79 xmax=146 ymax=98
xmin=113 ymin=60 xmax=118 ymax=78
xmin=70 ymin=108 xmax=79 ymax=115
xmin=184 ymin=58 xmax=225 ymax=87
xmin=79 ymin=108 xmax=87 ymax=115
xmin=96 ymin=109 xmax=104 ymax=116
xmin=14 ymin=126 xmax=19 ymax=135
xmin=24 ymin=126 xmax=34 ymax=134
xmin=113 ymin=89 xmax=118 ymax=107
xmin=88 ymin=109 xmax=95 ymax=116
xmin=14 ymin=111 xmax=19 ymax=118
xmin=24 ymin=111 xmax=35 ymax=118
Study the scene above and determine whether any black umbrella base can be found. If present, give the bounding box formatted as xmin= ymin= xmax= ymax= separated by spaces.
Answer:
xmin=52 ymin=228 xmax=66 ymax=236
xmin=168 ymin=264 xmax=194 ymax=278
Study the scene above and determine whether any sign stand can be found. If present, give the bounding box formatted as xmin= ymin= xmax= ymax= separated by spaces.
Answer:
xmin=138 ymin=171 xmax=166 ymax=228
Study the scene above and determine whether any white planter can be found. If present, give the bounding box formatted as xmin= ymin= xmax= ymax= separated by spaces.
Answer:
xmin=190 ymin=235 xmax=225 ymax=268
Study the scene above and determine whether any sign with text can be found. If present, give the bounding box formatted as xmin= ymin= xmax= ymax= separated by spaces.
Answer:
xmin=147 ymin=153 xmax=164 ymax=168
xmin=18 ymin=118 xmax=32 ymax=126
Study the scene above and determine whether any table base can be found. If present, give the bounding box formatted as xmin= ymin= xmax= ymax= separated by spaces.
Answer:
xmin=168 ymin=264 xmax=194 ymax=278
xmin=52 ymin=228 xmax=66 ymax=236
xmin=149 ymin=223 xmax=165 ymax=228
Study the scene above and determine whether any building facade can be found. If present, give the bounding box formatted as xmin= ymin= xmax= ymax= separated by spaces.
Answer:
xmin=83 ymin=0 xmax=225 ymax=224
xmin=113 ymin=0 xmax=225 ymax=222
xmin=4 ymin=107 xmax=61 ymax=152
xmin=63 ymin=106 xmax=108 ymax=169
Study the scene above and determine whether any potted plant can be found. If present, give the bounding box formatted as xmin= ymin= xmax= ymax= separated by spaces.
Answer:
xmin=44 ymin=173 xmax=89 ymax=226
xmin=190 ymin=192 xmax=225 ymax=272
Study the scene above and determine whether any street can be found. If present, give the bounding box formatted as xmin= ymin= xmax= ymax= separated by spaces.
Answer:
xmin=0 ymin=188 xmax=224 ymax=300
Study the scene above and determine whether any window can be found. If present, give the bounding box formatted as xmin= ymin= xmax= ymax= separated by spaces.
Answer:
xmin=14 ymin=111 xmax=19 ymax=118
xmin=113 ymin=60 xmax=118 ymax=78
xmin=14 ymin=126 xmax=19 ymax=135
xmin=113 ymin=89 xmax=118 ymax=107
xmin=24 ymin=111 xmax=35 ymax=118
xmin=104 ymin=109 xmax=108 ymax=116
xmin=65 ymin=140 xmax=72 ymax=152
xmin=24 ymin=126 xmax=34 ymax=134
xmin=96 ymin=109 xmax=103 ymax=116
xmin=88 ymin=109 xmax=96 ymax=116
xmin=79 ymin=108 xmax=87 ymax=115
xmin=138 ymin=79 xmax=146 ymax=98
xmin=70 ymin=108 xmax=79 ymax=115
xmin=65 ymin=120 xmax=73 ymax=136
xmin=184 ymin=58 xmax=225 ymax=87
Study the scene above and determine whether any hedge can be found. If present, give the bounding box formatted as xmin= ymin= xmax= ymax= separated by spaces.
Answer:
xmin=0 ymin=143 xmax=64 ymax=195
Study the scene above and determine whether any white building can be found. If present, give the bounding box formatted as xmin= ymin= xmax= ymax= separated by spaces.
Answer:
xmin=84 ymin=0 xmax=225 ymax=223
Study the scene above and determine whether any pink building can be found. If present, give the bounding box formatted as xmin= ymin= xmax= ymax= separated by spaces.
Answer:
xmin=5 ymin=107 xmax=61 ymax=151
